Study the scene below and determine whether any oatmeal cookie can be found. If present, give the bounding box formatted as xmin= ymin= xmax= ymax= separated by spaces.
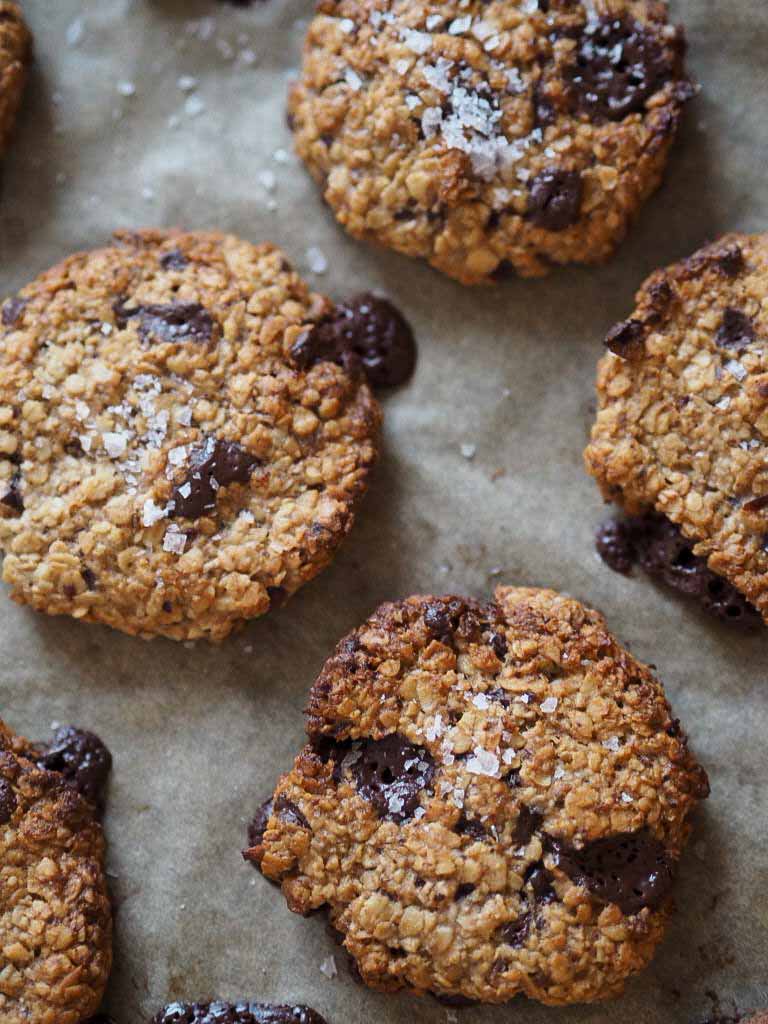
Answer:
xmin=0 ymin=229 xmax=382 ymax=641
xmin=0 ymin=718 xmax=112 ymax=1024
xmin=585 ymin=232 xmax=768 ymax=625
xmin=244 ymin=586 xmax=708 ymax=1005
xmin=0 ymin=1 xmax=31 ymax=157
xmin=288 ymin=0 xmax=693 ymax=284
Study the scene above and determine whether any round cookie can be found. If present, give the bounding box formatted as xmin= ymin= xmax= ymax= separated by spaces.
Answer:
xmin=585 ymin=232 xmax=768 ymax=625
xmin=288 ymin=0 xmax=693 ymax=285
xmin=0 ymin=229 xmax=381 ymax=641
xmin=0 ymin=1 xmax=32 ymax=157
xmin=244 ymin=586 xmax=708 ymax=1006
xmin=0 ymin=718 xmax=112 ymax=1024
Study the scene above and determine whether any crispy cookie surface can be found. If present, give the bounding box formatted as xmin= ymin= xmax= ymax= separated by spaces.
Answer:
xmin=246 ymin=586 xmax=708 ymax=1005
xmin=0 ymin=230 xmax=380 ymax=641
xmin=0 ymin=719 xmax=112 ymax=1024
xmin=288 ymin=0 xmax=692 ymax=285
xmin=585 ymin=232 xmax=768 ymax=624
xmin=0 ymin=1 xmax=32 ymax=156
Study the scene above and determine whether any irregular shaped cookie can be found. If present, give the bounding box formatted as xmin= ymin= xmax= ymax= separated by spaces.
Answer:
xmin=288 ymin=0 xmax=693 ymax=285
xmin=0 ymin=1 xmax=31 ymax=157
xmin=244 ymin=586 xmax=708 ymax=1006
xmin=585 ymin=232 xmax=768 ymax=625
xmin=152 ymin=1002 xmax=328 ymax=1023
xmin=0 ymin=718 xmax=112 ymax=1024
xmin=0 ymin=229 xmax=384 ymax=641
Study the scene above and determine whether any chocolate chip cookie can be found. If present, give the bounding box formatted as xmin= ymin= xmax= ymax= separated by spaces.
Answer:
xmin=244 ymin=586 xmax=708 ymax=1006
xmin=585 ymin=232 xmax=768 ymax=626
xmin=0 ymin=718 xmax=112 ymax=1024
xmin=288 ymin=0 xmax=693 ymax=285
xmin=152 ymin=1001 xmax=328 ymax=1023
xmin=0 ymin=229 xmax=382 ymax=641
xmin=0 ymin=1 xmax=31 ymax=157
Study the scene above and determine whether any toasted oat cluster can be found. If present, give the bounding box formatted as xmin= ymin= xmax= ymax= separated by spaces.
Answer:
xmin=0 ymin=229 xmax=381 ymax=641
xmin=245 ymin=586 xmax=708 ymax=1006
xmin=0 ymin=1 xmax=31 ymax=156
xmin=288 ymin=0 xmax=693 ymax=284
xmin=0 ymin=718 xmax=112 ymax=1024
xmin=585 ymin=232 xmax=768 ymax=625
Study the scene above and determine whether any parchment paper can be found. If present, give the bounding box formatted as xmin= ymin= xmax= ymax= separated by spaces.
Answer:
xmin=1 ymin=2 xmax=767 ymax=1021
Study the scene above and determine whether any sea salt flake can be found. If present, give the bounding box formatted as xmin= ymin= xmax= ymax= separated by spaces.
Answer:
xmin=423 ymin=58 xmax=453 ymax=94
xmin=319 ymin=955 xmax=338 ymax=979
xmin=117 ymin=81 xmax=136 ymax=97
xmin=177 ymin=405 xmax=193 ymax=426
xmin=344 ymin=67 xmax=363 ymax=91
xmin=402 ymin=28 xmax=432 ymax=54
xmin=461 ymin=443 xmax=476 ymax=459
xmin=449 ymin=15 xmax=472 ymax=34
xmin=103 ymin=432 xmax=128 ymax=458
xmin=472 ymin=19 xmax=494 ymax=40
xmin=142 ymin=498 xmax=168 ymax=528
xmin=395 ymin=58 xmax=411 ymax=75
xmin=554 ymin=765 xmax=566 ymax=780
xmin=471 ymin=693 xmax=490 ymax=710
xmin=621 ymin=792 xmax=633 ymax=804
xmin=466 ymin=747 xmax=500 ymax=777
xmin=163 ymin=528 xmax=187 ymax=555
xmin=66 ymin=18 xmax=85 ymax=46
xmin=258 ymin=169 xmax=277 ymax=192
xmin=305 ymin=246 xmax=328 ymax=274
xmin=185 ymin=94 xmax=206 ymax=118
xmin=79 ymin=434 xmax=92 ymax=453
xmin=100 ymin=323 xmax=113 ymax=336
xmin=273 ymin=148 xmax=290 ymax=163
xmin=177 ymin=75 xmax=198 ymax=92
xmin=715 ymin=396 xmax=731 ymax=410
xmin=725 ymin=359 xmax=747 ymax=381
xmin=602 ymin=735 xmax=621 ymax=752
xmin=405 ymin=94 xmax=421 ymax=110
xmin=426 ymin=14 xmax=443 ymax=30
xmin=501 ymin=748 xmax=515 ymax=764
xmin=339 ymin=17 xmax=355 ymax=33
xmin=421 ymin=106 xmax=443 ymax=138
xmin=540 ymin=696 xmax=558 ymax=714
xmin=75 ymin=401 xmax=90 ymax=421
xmin=425 ymin=713 xmax=444 ymax=741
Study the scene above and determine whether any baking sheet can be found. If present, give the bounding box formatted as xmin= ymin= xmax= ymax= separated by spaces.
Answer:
xmin=1 ymin=1 xmax=767 ymax=1021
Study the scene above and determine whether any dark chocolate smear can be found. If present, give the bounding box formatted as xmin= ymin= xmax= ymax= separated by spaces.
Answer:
xmin=274 ymin=795 xmax=309 ymax=830
xmin=160 ymin=249 xmax=189 ymax=271
xmin=351 ymin=733 xmax=435 ymax=823
xmin=291 ymin=293 xmax=416 ymax=388
xmin=151 ymin=1002 xmax=329 ymax=1024
xmin=527 ymin=168 xmax=583 ymax=231
xmin=1 ymin=296 xmax=27 ymax=327
xmin=595 ymin=513 xmax=761 ymax=627
xmin=171 ymin=438 xmax=259 ymax=519
xmin=565 ymin=15 xmax=684 ymax=122
xmin=1 ymin=473 xmax=23 ymax=514
xmin=0 ymin=778 xmax=17 ymax=824
xmin=605 ymin=318 xmax=646 ymax=360
xmin=35 ymin=726 xmax=112 ymax=808
xmin=113 ymin=300 xmax=214 ymax=345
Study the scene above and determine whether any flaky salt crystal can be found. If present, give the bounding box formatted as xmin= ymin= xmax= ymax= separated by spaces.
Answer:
xmin=540 ymin=696 xmax=558 ymax=714
xmin=449 ymin=15 xmax=472 ymax=34
xmin=142 ymin=499 xmax=168 ymax=527
xmin=163 ymin=528 xmax=187 ymax=555
xmin=306 ymin=246 xmax=328 ymax=274
xmin=466 ymin=747 xmax=500 ymax=777
xmin=103 ymin=432 xmax=128 ymax=458
xmin=471 ymin=693 xmax=490 ymax=710
xmin=319 ymin=955 xmax=337 ymax=979
xmin=402 ymin=28 xmax=431 ymax=53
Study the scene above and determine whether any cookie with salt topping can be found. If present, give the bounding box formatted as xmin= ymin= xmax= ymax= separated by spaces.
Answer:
xmin=244 ymin=586 xmax=708 ymax=1005
xmin=585 ymin=232 xmax=768 ymax=626
xmin=0 ymin=229 xmax=386 ymax=641
xmin=288 ymin=0 xmax=693 ymax=284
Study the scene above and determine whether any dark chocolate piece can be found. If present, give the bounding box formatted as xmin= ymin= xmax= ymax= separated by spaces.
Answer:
xmin=351 ymin=733 xmax=435 ymax=823
xmin=35 ymin=726 xmax=112 ymax=808
xmin=151 ymin=1002 xmax=328 ymax=1024
xmin=171 ymin=438 xmax=259 ymax=519
xmin=527 ymin=168 xmax=583 ymax=231
xmin=113 ymin=300 xmax=214 ymax=345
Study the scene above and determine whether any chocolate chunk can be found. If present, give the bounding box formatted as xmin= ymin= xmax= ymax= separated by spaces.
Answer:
xmin=113 ymin=300 xmax=214 ymax=345
xmin=715 ymin=308 xmax=755 ymax=351
xmin=81 ymin=567 xmax=98 ymax=590
xmin=151 ymin=1002 xmax=329 ymax=1024
xmin=352 ymin=733 xmax=435 ymax=823
xmin=527 ymin=168 xmax=583 ymax=231
xmin=487 ymin=630 xmax=507 ymax=659
xmin=532 ymin=79 xmax=556 ymax=127
xmin=36 ymin=726 xmax=112 ymax=808
xmin=595 ymin=518 xmax=636 ymax=574
xmin=454 ymin=811 xmax=488 ymax=839
xmin=648 ymin=279 xmax=673 ymax=315
xmin=596 ymin=513 xmax=761 ymax=626
xmin=0 ymin=778 xmax=17 ymax=824
xmin=160 ymin=249 xmax=189 ymax=271
xmin=565 ymin=16 xmax=683 ymax=121
xmin=267 ymin=585 xmax=288 ymax=607
xmin=291 ymin=294 xmax=416 ymax=388
xmin=171 ymin=438 xmax=259 ymax=519
xmin=423 ymin=602 xmax=452 ymax=640
xmin=512 ymin=805 xmax=543 ymax=845
xmin=247 ymin=797 xmax=274 ymax=848
xmin=547 ymin=829 xmax=674 ymax=914
xmin=1 ymin=296 xmax=26 ymax=327
xmin=605 ymin=318 xmax=646 ymax=360
xmin=84 ymin=1016 xmax=116 ymax=1024
xmin=456 ymin=882 xmax=476 ymax=899
xmin=525 ymin=862 xmax=557 ymax=903
xmin=498 ymin=911 xmax=532 ymax=947
xmin=1 ymin=473 xmax=23 ymax=513
xmin=715 ymin=244 xmax=745 ymax=279
xmin=743 ymin=495 xmax=768 ymax=513
xmin=274 ymin=795 xmax=309 ymax=830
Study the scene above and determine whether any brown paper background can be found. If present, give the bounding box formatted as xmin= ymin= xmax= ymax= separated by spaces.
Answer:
xmin=1 ymin=1 xmax=767 ymax=1021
